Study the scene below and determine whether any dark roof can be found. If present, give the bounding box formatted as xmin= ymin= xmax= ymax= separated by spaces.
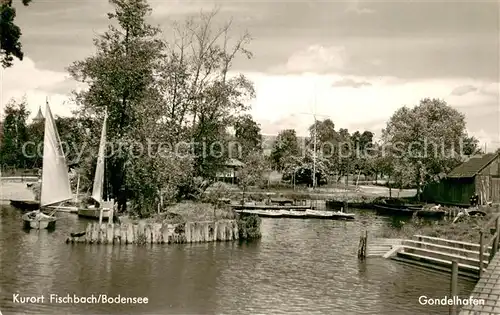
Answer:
xmin=447 ymin=153 xmax=499 ymax=178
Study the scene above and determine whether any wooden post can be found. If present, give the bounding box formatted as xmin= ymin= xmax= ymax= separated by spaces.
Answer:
xmin=364 ymin=230 xmax=368 ymax=258
xmin=449 ymin=260 xmax=458 ymax=315
xmin=358 ymin=231 xmax=368 ymax=260
xmin=479 ymin=230 xmax=484 ymax=278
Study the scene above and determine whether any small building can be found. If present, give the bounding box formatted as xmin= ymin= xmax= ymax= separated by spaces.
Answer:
xmin=215 ymin=158 xmax=244 ymax=184
xmin=422 ymin=153 xmax=500 ymax=206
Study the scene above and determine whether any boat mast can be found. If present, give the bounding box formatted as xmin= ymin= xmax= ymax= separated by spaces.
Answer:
xmin=312 ymin=90 xmax=317 ymax=190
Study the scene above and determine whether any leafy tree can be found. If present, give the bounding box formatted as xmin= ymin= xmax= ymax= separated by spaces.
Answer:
xmin=68 ymin=0 xmax=168 ymax=214
xmin=0 ymin=97 xmax=30 ymax=167
xmin=0 ymin=0 xmax=32 ymax=67
xmin=234 ymin=114 xmax=262 ymax=160
xmin=238 ymin=151 xmax=269 ymax=197
xmin=25 ymin=118 xmax=43 ymax=168
xmin=351 ymin=130 xmax=375 ymax=180
xmin=68 ymin=1 xmax=254 ymax=216
xmin=270 ymin=129 xmax=300 ymax=170
xmin=382 ymin=98 xmax=476 ymax=199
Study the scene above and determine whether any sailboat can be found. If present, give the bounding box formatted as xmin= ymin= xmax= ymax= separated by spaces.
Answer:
xmin=22 ymin=102 xmax=74 ymax=230
xmin=77 ymin=112 xmax=113 ymax=221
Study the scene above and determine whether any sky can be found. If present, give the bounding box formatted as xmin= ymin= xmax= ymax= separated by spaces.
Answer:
xmin=1 ymin=0 xmax=500 ymax=151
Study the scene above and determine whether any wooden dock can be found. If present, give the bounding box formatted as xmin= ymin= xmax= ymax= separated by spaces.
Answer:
xmin=459 ymin=212 xmax=500 ymax=314
xmin=366 ymin=238 xmax=402 ymax=257
xmin=459 ymin=253 xmax=500 ymax=314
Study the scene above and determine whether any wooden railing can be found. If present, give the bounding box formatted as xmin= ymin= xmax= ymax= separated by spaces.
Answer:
xmin=478 ymin=207 xmax=500 ymax=277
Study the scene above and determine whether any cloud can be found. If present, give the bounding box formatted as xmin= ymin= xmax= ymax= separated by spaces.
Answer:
xmin=331 ymin=78 xmax=371 ymax=88
xmin=243 ymin=71 xmax=499 ymax=149
xmin=150 ymin=1 xmax=244 ymax=17
xmin=270 ymin=45 xmax=347 ymax=74
xmin=468 ymin=129 xmax=500 ymax=152
xmin=450 ymin=85 xmax=478 ymax=96
xmin=345 ymin=0 xmax=375 ymax=14
xmin=479 ymin=83 xmax=499 ymax=96
xmin=1 ymin=58 xmax=77 ymax=119
xmin=3 ymin=58 xmax=498 ymax=152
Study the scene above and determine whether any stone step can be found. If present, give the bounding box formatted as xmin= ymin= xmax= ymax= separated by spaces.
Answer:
xmin=402 ymin=240 xmax=489 ymax=261
xmin=390 ymin=256 xmax=479 ymax=280
xmin=412 ymin=235 xmax=492 ymax=252
xmin=396 ymin=251 xmax=480 ymax=275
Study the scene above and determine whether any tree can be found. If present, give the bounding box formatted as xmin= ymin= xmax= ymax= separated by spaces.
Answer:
xmin=68 ymin=0 xmax=168 ymax=214
xmin=234 ymin=114 xmax=262 ymax=160
xmin=0 ymin=97 xmax=30 ymax=167
xmin=1 ymin=0 xmax=32 ymax=67
xmin=270 ymin=129 xmax=300 ymax=170
xmin=158 ymin=9 xmax=254 ymax=180
xmin=382 ymin=98 xmax=477 ymax=199
xmin=25 ymin=117 xmax=43 ymax=168
xmin=68 ymin=1 xmax=255 ymax=216
xmin=238 ymin=151 xmax=269 ymax=197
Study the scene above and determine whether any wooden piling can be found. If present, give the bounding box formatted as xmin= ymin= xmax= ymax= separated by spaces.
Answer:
xmin=450 ymin=260 xmax=458 ymax=315
xmin=66 ymin=220 xmax=242 ymax=245
xmin=357 ymin=231 xmax=368 ymax=259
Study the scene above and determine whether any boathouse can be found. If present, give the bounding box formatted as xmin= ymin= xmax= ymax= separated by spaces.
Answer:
xmin=422 ymin=153 xmax=500 ymax=206
xmin=215 ymin=158 xmax=244 ymax=184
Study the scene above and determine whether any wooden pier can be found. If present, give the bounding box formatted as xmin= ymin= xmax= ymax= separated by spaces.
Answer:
xmin=459 ymin=212 xmax=500 ymax=314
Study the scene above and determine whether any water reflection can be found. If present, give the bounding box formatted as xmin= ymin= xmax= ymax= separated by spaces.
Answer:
xmin=0 ymin=205 xmax=476 ymax=315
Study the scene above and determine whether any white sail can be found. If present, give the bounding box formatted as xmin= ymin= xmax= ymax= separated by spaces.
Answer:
xmin=91 ymin=113 xmax=107 ymax=204
xmin=40 ymin=103 xmax=73 ymax=207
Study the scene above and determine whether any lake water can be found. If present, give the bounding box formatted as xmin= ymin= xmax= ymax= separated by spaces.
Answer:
xmin=0 ymin=204 xmax=476 ymax=315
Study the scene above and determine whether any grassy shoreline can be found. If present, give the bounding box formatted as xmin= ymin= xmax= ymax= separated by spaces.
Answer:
xmin=377 ymin=205 xmax=498 ymax=244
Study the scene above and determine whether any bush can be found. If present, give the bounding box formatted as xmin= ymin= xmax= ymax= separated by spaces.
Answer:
xmin=237 ymin=214 xmax=262 ymax=240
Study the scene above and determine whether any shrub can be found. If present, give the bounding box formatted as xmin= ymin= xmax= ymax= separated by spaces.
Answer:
xmin=237 ymin=214 xmax=262 ymax=240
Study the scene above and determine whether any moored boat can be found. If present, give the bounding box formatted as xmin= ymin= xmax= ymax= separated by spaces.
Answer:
xmin=77 ymin=112 xmax=114 ymax=223
xmin=415 ymin=209 xmax=446 ymax=219
xmin=22 ymin=210 xmax=57 ymax=230
xmin=235 ymin=209 xmax=355 ymax=220
xmin=77 ymin=207 xmax=111 ymax=219
xmin=22 ymin=100 xmax=74 ymax=230
xmin=10 ymin=200 xmax=40 ymax=211
xmin=373 ymin=204 xmax=417 ymax=216
xmin=231 ymin=204 xmax=311 ymax=211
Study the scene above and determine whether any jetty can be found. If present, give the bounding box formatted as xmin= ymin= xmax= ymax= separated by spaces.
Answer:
xmin=235 ymin=209 xmax=355 ymax=220
xmin=361 ymin=209 xmax=500 ymax=314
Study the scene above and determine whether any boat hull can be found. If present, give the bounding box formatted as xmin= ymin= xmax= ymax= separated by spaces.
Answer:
xmin=235 ymin=209 xmax=355 ymax=220
xmin=415 ymin=210 xmax=446 ymax=219
xmin=77 ymin=208 xmax=110 ymax=219
xmin=22 ymin=211 xmax=57 ymax=230
xmin=373 ymin=204 xmax=416 ymax=216
xmin=10 ymin=200 xmax=40 ymax=211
